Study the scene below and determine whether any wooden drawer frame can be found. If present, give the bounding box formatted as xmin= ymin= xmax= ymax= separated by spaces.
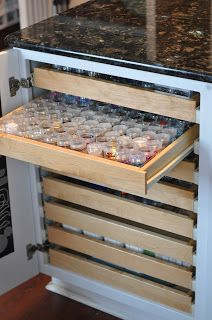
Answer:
xmin=44 ymin=201 xmax=194 ymax=264
xmin=44 ymin=154 xmax=198 ymax=185
xmin=48 ymin=225 xmax=193 ymax=289
xmin=49 ymin=248 xmax=193 ymax=313
xmin=33 ymin=67 xmax=200 ymax=123
xmin=43 ymin=176 xmax=195 ymax=237
xmin=0 ymin=111 xmax=199 ymax=195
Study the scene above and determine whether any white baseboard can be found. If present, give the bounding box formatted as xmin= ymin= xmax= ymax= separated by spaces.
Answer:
xmin=43 ymin=266 xmax=193 ymax=320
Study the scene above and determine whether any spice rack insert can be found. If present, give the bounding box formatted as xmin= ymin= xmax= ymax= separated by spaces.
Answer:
xmin=42 ymin=172 xmax=196 ymax=313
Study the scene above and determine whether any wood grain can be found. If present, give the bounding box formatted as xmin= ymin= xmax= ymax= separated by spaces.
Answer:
xmin=48 ymin=225 xmax=193 ymax=289
xmin=143 ymin=124 xmax=199 ymax=184
xmin=49 ymin=249 xmax=193 ymax=313
xmin=0 ymin=108 xmax=198 ymax=195
xmin=166 ymin=159 xmax=197 ymax=183
xmin=34 ymin=67 xmax=199 ymax=122
xmin=45 ymin=201 xmax=194 ymax=263
xmin=146 ymin=181 xmax=196 ymax=211
xmin=0 ymin=132 xmax=147 ymax=194
xmin=43 ymin=176 xmax=194 ymax=238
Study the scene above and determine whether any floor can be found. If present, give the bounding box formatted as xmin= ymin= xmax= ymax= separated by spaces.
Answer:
xmin=0 ymin=274 xmax=120 ymax=320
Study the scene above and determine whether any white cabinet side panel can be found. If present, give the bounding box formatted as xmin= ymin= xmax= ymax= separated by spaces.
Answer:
xmin=0 ymin=50 xmax=39 ymax=295
xmin=0 ymin=49 xmax=23 ymax=115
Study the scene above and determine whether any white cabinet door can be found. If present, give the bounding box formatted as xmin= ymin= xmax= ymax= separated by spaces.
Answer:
xmin=0 ymin=49 xmax=39 ymax=295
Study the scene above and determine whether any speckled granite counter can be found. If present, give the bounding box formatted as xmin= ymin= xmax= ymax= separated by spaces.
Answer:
xmin=6 ymin=0 xmax=212 ymax=82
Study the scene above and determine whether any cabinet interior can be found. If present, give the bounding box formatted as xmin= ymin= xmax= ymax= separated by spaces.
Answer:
xmin=1 ymin=59 xmax=200 ymax=313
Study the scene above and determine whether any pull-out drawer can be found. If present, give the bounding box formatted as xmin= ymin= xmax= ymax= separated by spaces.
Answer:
xmin=43 ymin=176 xmax=195 ymax=237
xmin=0 ymin=113 xmax=198 ymax=195
xmin=49 ymin=248 xmax=193 ymax=313
xmin=44 ymin=201 xmax=195 ymax=264
xmin=47 ymin=225 xmax=194 ymax=289
xmin=33 ymin=67 xmax=200 ymax=123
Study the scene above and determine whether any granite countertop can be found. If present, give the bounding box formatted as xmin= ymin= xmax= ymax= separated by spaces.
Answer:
xmin=6 ymin=0 xmax=212 ymax=82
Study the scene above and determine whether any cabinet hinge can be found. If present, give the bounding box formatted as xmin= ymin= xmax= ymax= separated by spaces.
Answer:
xmin=9 ymin=74 xmax=33 ymax=97
xmin=26 ymin=240 xmax=50 ymax=260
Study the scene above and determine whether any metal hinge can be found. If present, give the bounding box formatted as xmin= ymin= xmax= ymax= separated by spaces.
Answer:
xmin=9 ymin=75 xmax=33 ymax=97
xmin=26 ymin=240 xmax=50 ymax=260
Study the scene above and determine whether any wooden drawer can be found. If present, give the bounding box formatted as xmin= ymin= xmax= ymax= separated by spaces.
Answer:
xmin=33 ymin=67 xmax=200 ymax=122
xmin=45 ymin=176 xmax=195 ymax=313
xmin=43 ymin=176 xmax=195 ymax=237
xmin=0 ymin=111 xmax=199 ymax=195
xmin=44 ymin=201 xmax=195 ymax=264
xmin=47 ymin=225 xmax=193 ymax=289
xmin=49 ymin=248 xmax=193 ymax=313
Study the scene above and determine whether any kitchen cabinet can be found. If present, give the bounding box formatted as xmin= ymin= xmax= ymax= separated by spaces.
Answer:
xmin=0 ymin=1 xmax=212 ymax=320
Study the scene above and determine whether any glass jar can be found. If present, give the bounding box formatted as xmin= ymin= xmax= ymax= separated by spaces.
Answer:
xmin=103 ymin=144 xmax=117 ymax=160
xmin=56 ymin=135 xmax=70 ymax=148
xmin=69 ymin=136 xmax=87 ymax=151
xmin=140 ymin=131 xmax=156 ymax=140
xmin=112 ymin=125 xmax=128 ymax=135
xmin=42 ymin=133 xmax=57 ymax=145
xmin=126 ymin=128 xmax=142 ymax=138
xmin=87 ymin=142 xmax=104 ymax=157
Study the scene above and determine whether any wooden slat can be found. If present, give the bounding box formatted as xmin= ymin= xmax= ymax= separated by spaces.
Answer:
xmin=48 ymin=225 xmax=193 ymax=289
xmin=43 ymin=176 xmax=194 ymax=238
xmin=34 ymin=67 xmax=199 ymax=122
xmin=49 ymin=249 xmax=193 ymax=313
xmin=45 ymin=202 xmax=194 ymax=263
xmin=166 ymin=160 xmax=197 ymax=184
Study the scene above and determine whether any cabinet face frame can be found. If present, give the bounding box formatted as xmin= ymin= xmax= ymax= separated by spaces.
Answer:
xmin=3 ymin=47 xmax=212 ymax=320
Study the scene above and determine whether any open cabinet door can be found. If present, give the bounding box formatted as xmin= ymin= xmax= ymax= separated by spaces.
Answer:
xmin=0 ymin=49 xmax=39 ymax=295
